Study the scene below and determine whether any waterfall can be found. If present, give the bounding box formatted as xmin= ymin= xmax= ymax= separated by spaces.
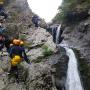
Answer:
xmin=52 ymin=24 xmax=83 ymax=90
xmin=56 ymin=24 xmax=61 ymax=44
xmin=65 ymin=47 xmax=83 ymax=90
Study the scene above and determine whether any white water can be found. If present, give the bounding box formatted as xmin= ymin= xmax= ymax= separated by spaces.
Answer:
xmin=55 ymin=25 xmax=83 ymax=90
xmin=65 ymin=47 xmax=83 ymax=90
xmin=56 ymin=24 xmax=61 ymax=44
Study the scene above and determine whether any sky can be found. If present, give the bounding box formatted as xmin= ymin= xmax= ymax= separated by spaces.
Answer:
xmin=27 ymin=0 xmax=62 ymax=22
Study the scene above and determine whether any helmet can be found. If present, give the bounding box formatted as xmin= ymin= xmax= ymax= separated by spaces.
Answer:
xmin=13 ymin=39 xmax=20 ymax=45
xmin=20 ymin=41 xmax=24 ymax=45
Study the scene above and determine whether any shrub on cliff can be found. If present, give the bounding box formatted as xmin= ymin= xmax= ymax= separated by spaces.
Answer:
xmin=42 ymin=45 xmax=53 ymax=57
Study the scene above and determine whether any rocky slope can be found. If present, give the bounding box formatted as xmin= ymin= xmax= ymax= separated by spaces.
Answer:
xmin=0 ymin=28 xmax=69 ymax=90
xmin=0 ymin=0 xmax=69 ymax=90
xmin=4 ymin=0 xmax=46 ymax=38
xmin=1 ymin=0 xmax=33 ymax=39
xmin=5 ymin=0 xmax=33 ymax=23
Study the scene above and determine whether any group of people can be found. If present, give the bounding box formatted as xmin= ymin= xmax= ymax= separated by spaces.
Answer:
xmin=0 ymin=0 xmax=29 ymax=82
xmin=0 ymin=0 xmax=64 ymax=83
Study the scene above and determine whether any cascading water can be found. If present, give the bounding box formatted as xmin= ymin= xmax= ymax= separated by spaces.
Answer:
xmin=55 ymin=25 xmax=83 ymax=90
xmin=56 ymin=24 xmax=61 ymax=44
xmin=65 ymin=47 xmax=83 ymax=90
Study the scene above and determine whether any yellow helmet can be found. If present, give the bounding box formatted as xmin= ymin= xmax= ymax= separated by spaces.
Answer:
xmin=13 ymin=39 xmax=21 ymax=45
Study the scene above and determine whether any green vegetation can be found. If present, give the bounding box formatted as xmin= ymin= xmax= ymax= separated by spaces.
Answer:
xmin=42 ymin=45 xmax=53 ymax=57
xmin=32 ymin=45 xmax=53 ymax=63
xmin=53 ymin=0 xmax=90 ymax=23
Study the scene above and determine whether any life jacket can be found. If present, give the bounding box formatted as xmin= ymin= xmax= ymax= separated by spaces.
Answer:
xmin=10 ymin=45 xmax=23 ymax=57
xmin=11 ymin=55 xmax=22 ymax=66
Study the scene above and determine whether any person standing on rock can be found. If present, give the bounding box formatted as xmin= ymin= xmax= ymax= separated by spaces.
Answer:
xmin=32 ymin=14 xmax=40 ymax=29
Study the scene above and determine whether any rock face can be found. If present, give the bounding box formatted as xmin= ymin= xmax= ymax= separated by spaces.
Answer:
xmin=22 ymin=46 xmax=68 ymax=90
xmin=62 ymin=17 xmax=90 ymax=90
xmin=4 ymin=0 xmax=46 ymax=38
xmin=0 ymin=47 xmax=68 ymax=90
xmin=5 ymin=0 xmax=33 ymax=23
xmin=4 ymin=0 xmax=33 ymax=38
xmin=25 ymin=28 xmax=56 ymax=60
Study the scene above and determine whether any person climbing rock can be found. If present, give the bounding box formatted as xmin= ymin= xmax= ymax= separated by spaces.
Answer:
xmin=32 ymin=14 xmax=40 ymax=29
xmin=9 ymin=39 xmax=29 ymax=82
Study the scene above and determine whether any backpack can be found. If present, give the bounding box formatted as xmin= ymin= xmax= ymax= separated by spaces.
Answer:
xmin=11 ymin=55 xmax=22 ymax=66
